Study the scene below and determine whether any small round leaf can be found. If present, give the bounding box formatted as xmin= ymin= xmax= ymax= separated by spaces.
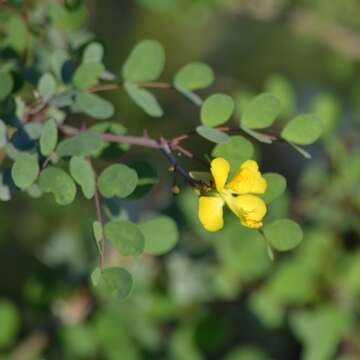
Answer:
xmin=40 ymin=119 xmax=58 ymax=156
xmin=0 ymin=300 xmax=20 ymax=347
xmin=0 ymin=71 xmax=14 ymax=100
xmin=83 ymin=42 xmax=104 ymax=64
xmin=97 ymin=267 xmax=133 ymax=301
xmin=38 ymin=73 xmax=57 ymax=101
xmin=281 ymin=114 xmax=323 ymax=145
xmin=73 ymin=63 xmax=104 ymax=89
xmin=69 ymin=157 xmax=95 ymax=199
xmin=196 ymin=126 xmax=230 ymax=144
xmin=0 ymin=120 xmax=7 ymax=148
xmin=12 ymin=154 xmax=39 ymax=190
xmin=242 ymin=93 xmax=281 ymax=129
xmin=39 ymin=167 xmax=77 ymax=205
xmin=105 ymin=219 xmax=145 ymax=256
xmin=57 ymin=131 xmax=104 ymax=158
xmin=98 ymin=164 xmax=138 ymax=199
xmin=139 ymin=216 xmax=179 ymax=255
xmin=124 ymin=82 xmax=163 ymax=117
xmin=201 ymin=94 xmax=234 ymax=127
xmin=75 ymin=93 xmax=114 ymax=119
xmin=212 ymin=136 xmax=254 ymax=170
xmin=262 ymin=173 xmax=287 ymax=204
xmin=174 ymin=62 xmax=214 ymax=90
xmin=122 ymin=39 xmax=165 ymax=82
xmin=264 ymin=219 xmax=303 ymax=251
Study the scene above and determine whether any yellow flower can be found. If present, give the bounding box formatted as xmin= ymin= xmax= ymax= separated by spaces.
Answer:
xmin=198 ymin=158 xmax=267 ymax=232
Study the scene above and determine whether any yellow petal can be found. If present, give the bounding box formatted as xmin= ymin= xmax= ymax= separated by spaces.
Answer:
xmin=198 ymin=196 xmax=225 ymax=232
xmin=211 ymin=157 xmax=230 ymax=192
xmin=227 ymin=160 xmax=267 ymax=195
xmin=225 ymin=193 xmax=267 ymax=229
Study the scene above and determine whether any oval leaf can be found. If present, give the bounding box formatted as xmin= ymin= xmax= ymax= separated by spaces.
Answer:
xmin=139 ymin=216 xmax=179 ymax=255
xmin=38 ymin=73 xmax=57 ymax=101
xmin=73 ymin=63 xmax=104 ymax=89
xmin=39 ymin=167 xmax=76 ymax=205
xmin=83 ymin=42 xmax=104 ymax=64
xmin=98 ymin=163 xmax=138 ymax=199
xmin=57 ymin=131 xmax=104 ymax=157
xmin=174 ymin=62 xmax=214 ymax=90
xmin=69 ymin=157 xmax=95 ymax=199
xmin=40 ymin=119 xmax=58 ymax=156
xmin=75 ymin=93 xmax=114 ymax=119
xmin=0 ymin=119 xmax=7 ymax=148
xmin=12 ymin=154 xmax=39 ymax=190
xmin=0 ymin=71 xmax=14 ymax=100
xmin=212 ymin=135 xmax=254 ymax=170
xmin=105 ymin=219 xmax=145 ymax=256
xmin=264 ymin=219 xmax=303 ymax=251
xmin=122 ymin=39 xmax=165 ymax=82
xmin=201 ymin=93 xmax=234 ymax=127
xmin=196 ymin=126 xmax=230 ymax=144
xmin=124 ymin=82 xmax=163 ymax=117
xmin=281 ymin=114 xmax=323 ymax=145
xmin=97 ymin=267 xmax=133 ymax=301
xmin=262 ymin=173 xmax=287 ymax=204
xmin=242 ymin=93 xmax=281 ymax=129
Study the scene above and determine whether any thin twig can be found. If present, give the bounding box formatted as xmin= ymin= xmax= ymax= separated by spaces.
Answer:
xmin=94 ymin=186 xmax=105 ymax=269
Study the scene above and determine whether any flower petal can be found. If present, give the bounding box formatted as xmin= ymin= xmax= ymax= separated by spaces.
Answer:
xmin=211 ymin=157 xmax=230 ymax=192
xmin=226 ymin=193 xmax=267 ymax=229
xmin=198 ymin=196 xmax=225 ymax=232
xmin=227 ymin=160 xmax=267 ymax=195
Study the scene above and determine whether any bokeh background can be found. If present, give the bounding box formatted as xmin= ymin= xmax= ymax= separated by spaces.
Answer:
xmin=1 ymin=0 xmax=360 ymax=359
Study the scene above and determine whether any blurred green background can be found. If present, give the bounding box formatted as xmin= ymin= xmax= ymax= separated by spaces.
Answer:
xmin=1 ymin=0 xmax=360 ymax=359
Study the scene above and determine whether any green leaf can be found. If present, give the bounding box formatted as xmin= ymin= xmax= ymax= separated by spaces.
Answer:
xmin=97 ymin=267 xmax=133 ymax=301
xmin=201 ymin=94 xmax=234 ymax=127
xmin=5 ymin=16 xmax=27 ymax=53
xmin=73 ymin=63 xmax=105 ymax=89
xmin=57 ymin=131 xmax=104 ymax=157
xmin=129 ymin=161 xmax=158 ymax=199
xmin=93 ymin=221 xmax=103 ymax=247
xmin=139 ymin=216 xmax=179 ymax=255
xmin=91 ymin=267 xmax=102 ymax=287
xmin=0 ymin=300 xmax=20 ymax=347
xmin=174 ymin=62 xmax=214 ymax=90
xmin=240 ymin=126 xmax=273 ymax=144
xmin=75 ymin=92 xmax=114 ymax=119
xmin=51 ymin=49 xmax=69 ymax=81
xmin=212 ymin=136 xmax=254 ymax=170
xmin=105 ymin=219 xmax=145 ymax=256
xmin=69 ymin=157 xmax=95 ymax=199
xmin=38 ymin=73 xmax=57 ymax=101
xmin=0 ymin=71 xmax=14 ymax=100
xmin=175 ymin=86 xmax=203 ymax=106
xmin=264 ymin=74 xmax=295 ymax=117
xmin=98 ymin=164 xmax=138 ymax=199
xmin=288 ymin=142 xmax=312 ymax=159
xmin=0 ymin=119 xmax=7 ymax=148
xmin=281 ymin=114 xmax=323 ymax=145
xmin=39 ymin=166 xmax=77 ymax=205
xmin=262 ymin=173 xmax=287 ymax=204
xmin=311 ymin=94 xmax=341 ymax=134
xmin=196 ymin=126 xmax=230 ymax=144
xmin=83 ymin=42 xmax=104 ymax=64
xmin=12 ymin=154 xmax=39 ymax=190
xmin=0 ymin=173 xmax=10 ymax=201
xmin=241 ymin=93 xmax=281 ymax=129
xmin=263 ymin=219 xmax=303 ymax=251
xmin=124 ymin=82 xmax=163 ymax=117
xmin=40 ymin=119 xmax=58 ymax=156
xmin=122 ymin=39 xmax=165 ymax=82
